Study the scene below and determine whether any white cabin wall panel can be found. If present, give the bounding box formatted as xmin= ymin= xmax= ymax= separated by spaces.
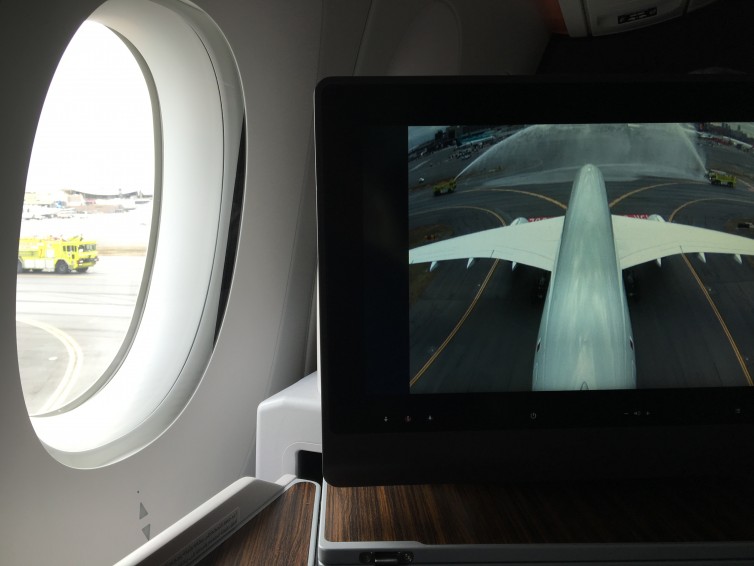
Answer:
xmin=355 ymin=1 xmax=447 ymax=74
xmin=386 ymin=1 xmax=462 ymax=75
xmin=355 ymin=0 xmax=549 ymax=76
xmin=202 ymin=0 xmax=326 ymax=478
xmin=0 ymin=4 xmax=121 ymax=564
xmin=557 ymin=0 xmax=590 ymax=37
xmin=319 ymin=0 xmax=373 ymax=78
xmin=453 ymin=0 xmax=550 ymax=75
xmin=0 ymin=0 xmax=329 ymax=563
xmin=0 ymin=0 xmax=550 ymax=562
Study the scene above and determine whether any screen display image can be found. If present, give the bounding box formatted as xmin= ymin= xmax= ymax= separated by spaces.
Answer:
xmin=317 ymin=78 xmax=754 ymax=487
xmin=408 ymin=123 xmax=754 ymax=394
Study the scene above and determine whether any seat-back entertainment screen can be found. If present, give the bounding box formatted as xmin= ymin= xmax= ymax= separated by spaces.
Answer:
xmin=316 ymin=76 xmax=754 ymax=486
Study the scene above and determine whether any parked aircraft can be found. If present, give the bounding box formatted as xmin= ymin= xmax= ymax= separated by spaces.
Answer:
xmin=1 ymin=0 xmax=751 ymax=564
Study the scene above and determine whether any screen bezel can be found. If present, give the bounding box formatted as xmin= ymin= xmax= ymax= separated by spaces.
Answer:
xmin=315 ymin=75 xmax=754 ymax=486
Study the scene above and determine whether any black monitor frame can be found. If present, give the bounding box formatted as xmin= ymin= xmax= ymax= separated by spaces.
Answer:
xmin=315 ymin=75 xmax=754 ymax=487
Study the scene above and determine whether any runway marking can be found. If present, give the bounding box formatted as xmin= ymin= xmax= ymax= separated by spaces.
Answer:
xmin=409 ymin=189 xmax=560 ymax=388
xmin=680 ymin=255 xmax=753 ymax=386
xmin=477 ymin=188 xmax=568 ymax=210
xmin=669 ymin=197 xmax=754 ymax=222
xmin=410 ymin=259 xmax=501 ymax=388
xmin=608 ymin=181 xmax=687 ymax=209
xmin=670 ymin=194 xmax=754 ymax=385
xmin=618 ymin=190 xmax=754 ymax=385
xmin=410 ymin=204 xmax=507 ymax=388
xmin=410 ymin=204 xmax=507 ymax=226
xmin=16 ymin=315 xmax=84 ymax=414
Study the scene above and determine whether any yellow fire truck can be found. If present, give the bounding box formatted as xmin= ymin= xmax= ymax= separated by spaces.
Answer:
xmin=707 ymin=169 xmax=737 ymax=187
xmin=433 ymin=178 xmax=456 ymax=196
xmin=18 ymin=235 xmax=99 ymax=274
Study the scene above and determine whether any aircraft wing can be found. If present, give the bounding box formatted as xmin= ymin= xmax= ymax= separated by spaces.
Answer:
xmin=409 ymin=216 xmax=564 ymax=272
xmin=613 ymin=215 xmax=754 ymax=270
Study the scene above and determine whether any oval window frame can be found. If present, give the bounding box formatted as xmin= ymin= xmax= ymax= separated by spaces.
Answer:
xmin=29 ymin=0 xmax=245 ymax=469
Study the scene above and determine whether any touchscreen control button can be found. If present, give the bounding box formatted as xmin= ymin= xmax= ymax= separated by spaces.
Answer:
xmin=623 ymin=409 xmax=651 ymax=418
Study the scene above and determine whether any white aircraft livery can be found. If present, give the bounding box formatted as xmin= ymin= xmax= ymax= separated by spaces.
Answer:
xmin=409 ymin=164 xmax=754 ymax=391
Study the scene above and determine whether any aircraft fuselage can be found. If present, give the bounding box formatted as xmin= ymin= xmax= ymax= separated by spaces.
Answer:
xmin=532 ymin=165 xmax=636 ymax=391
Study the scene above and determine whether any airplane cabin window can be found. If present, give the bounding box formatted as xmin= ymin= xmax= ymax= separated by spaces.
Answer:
xmin=17 ymin=0 xmax=245 ymax=469
xmin=18 ymin=21 xmax=155 ymax=417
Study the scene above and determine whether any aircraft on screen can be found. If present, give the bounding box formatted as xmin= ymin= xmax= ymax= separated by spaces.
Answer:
xmin=409 ymin=164 xmax=754 ymax=391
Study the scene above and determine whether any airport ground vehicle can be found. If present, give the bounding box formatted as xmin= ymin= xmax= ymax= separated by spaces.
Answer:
xmin=18 ymin=235 xmax=98 ymax=273
xmin=707 ymin=169 xmax=737 ymax=186
xmin=433 ymin=179 xmax=456 ymax=196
